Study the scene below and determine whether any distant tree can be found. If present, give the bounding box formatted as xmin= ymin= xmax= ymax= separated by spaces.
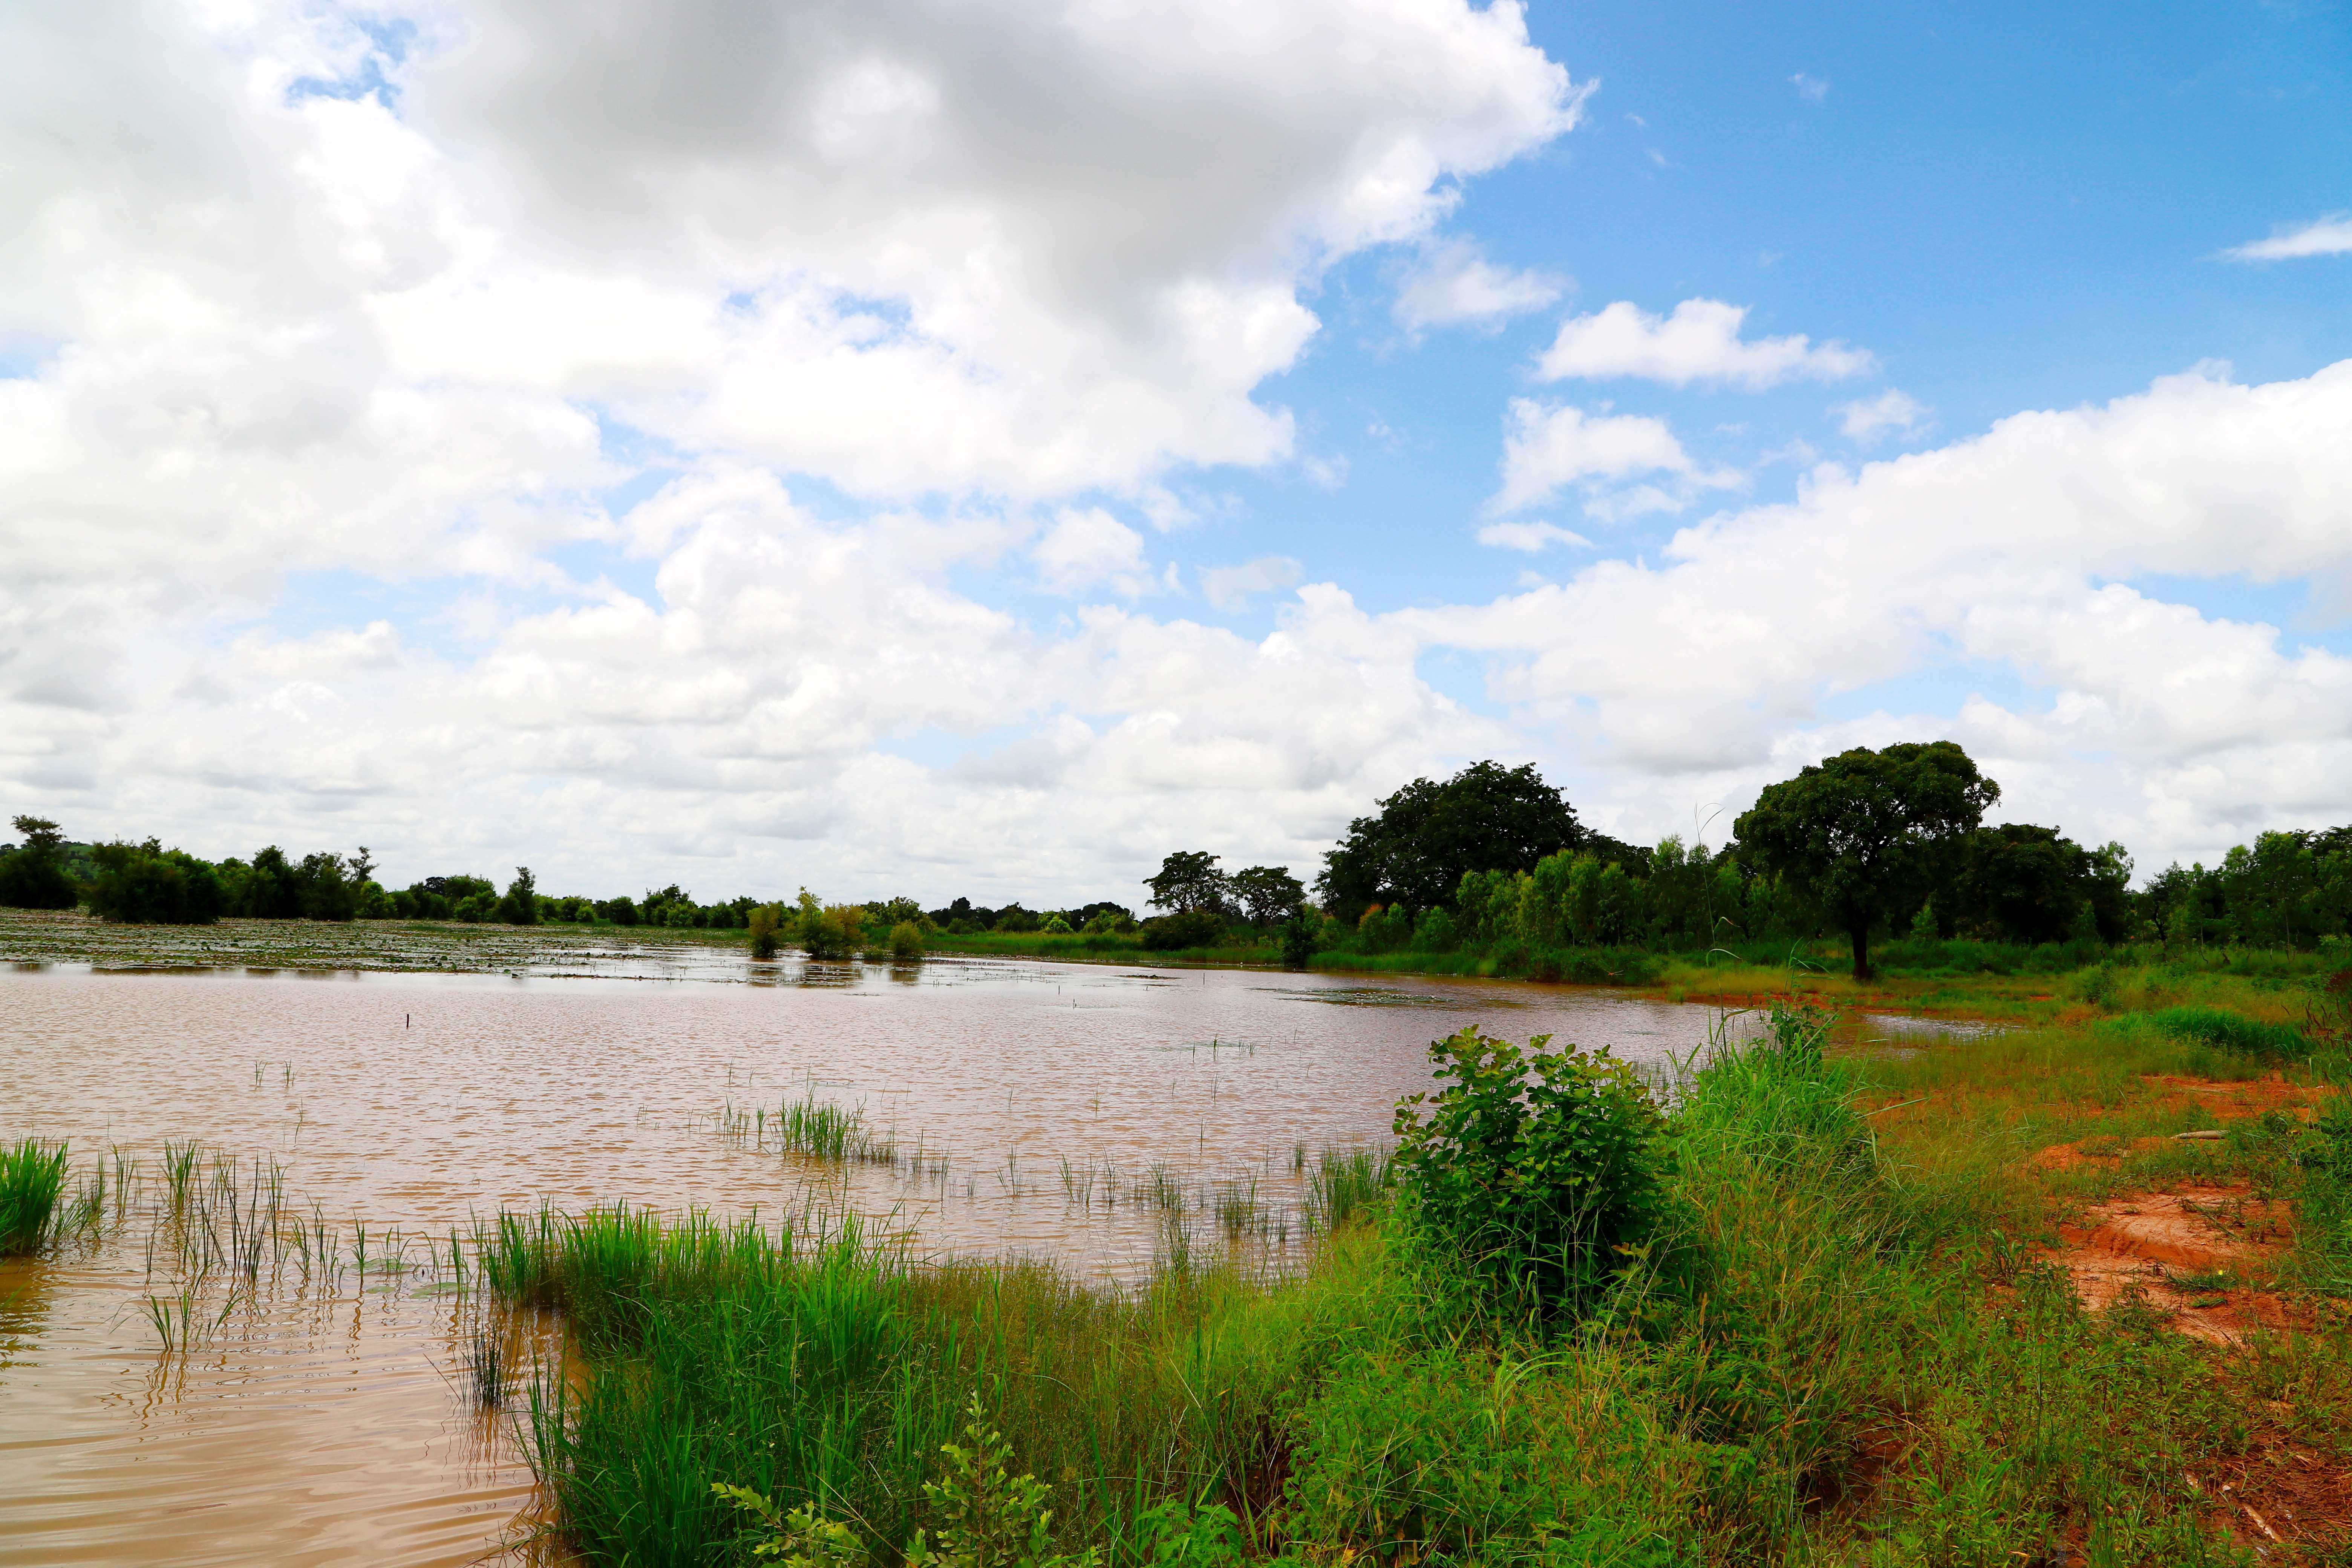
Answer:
xmin=87 ymin=839 xmax=224 ymax=925
xmin=235 ymin=846 xmax=305 ymax=919
xmin=1317 ymin=761 xmax=1582 ymax=921
xmin=296 ymin=852 xmax=360 ymax=921
xmin=496 ymin=867 xmax=539 ymax=925
xmin=0 ymin=815 xmax=78 ymax=910
xmin=1735 ymin=742 xmax=1998 ymax=979
xmin=1228 ymin=865 xmax=1307 ymax=928
xmin=994 ymin=903 xmax=1041 ymax=933
xmin=1948 ymin=825 xmax=2116 ymax=945
xmin=1145 ymin=851 xmax=1230 ymax=916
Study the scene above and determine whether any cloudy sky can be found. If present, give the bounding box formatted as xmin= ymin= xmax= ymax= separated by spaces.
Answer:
xmin=4 ymin=0 xmax=2349 ymax=905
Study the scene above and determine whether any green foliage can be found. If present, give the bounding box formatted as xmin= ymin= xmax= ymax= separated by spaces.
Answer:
xmin=2145 ymin=1004 xmax=2311 ymax=1059
xmin=496 ymin=866 xmax=540 ymax=925
xmin=1145 ymin=851 xmax=1229 ymax=916
xmin=1317 ymin=759 xmax=1580 ymax=920
xmin=906 ymin=1393 xmax=1101 ymax=1568
xmin=0 ymin=815 xmax=79 ymax=910
xmin=1734 ymin=740 xmax=1999 ymax=978
xmin=749 ymin=903 xmax=783 ymax=960
xmin=1392 ymin=1026 xmax=1663 ymax=1318
xmin=0 ymin=1138 xmax=69 ymax=1255
xmin=1227 ymin=865 xmax=1305 ymax=928
xmin=797 ymin=889 xmax=865 ymax=959
xmin=1141 ymin=910 xmax=1225 ymax=951
xmin=891 ymin=920 xmax=926 ymax=960
xmin=1279 ymin=905 xmax=1321 ymax=969
xmin=87 ymin=838 xmax=225 ymax=924
xmin=713 ymin=1484 xmax=864 ymax=1566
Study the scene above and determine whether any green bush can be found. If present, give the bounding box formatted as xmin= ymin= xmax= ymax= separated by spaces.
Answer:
xmin=890 ymin=920 xmax=926 ymax=960
xmin=1141 ymin=910 xmax=1225 ymax=951
xmin=1392 ymin=1026 xmax=1664 ymax=1319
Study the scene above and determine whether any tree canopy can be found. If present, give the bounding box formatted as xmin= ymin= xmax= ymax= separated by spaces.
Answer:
xmin=1145 ymin=851 xmax=1230 ymax=915
xmin=1735 ymin=741 xmax=1998 ymax=978
xmin=0 ymin=815 xmax=78 ymax=910
xmin=1317 ymin=761 xmax=1582 ymax=919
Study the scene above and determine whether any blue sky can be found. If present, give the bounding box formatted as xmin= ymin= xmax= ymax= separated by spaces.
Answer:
xmin=6 ymin=0 xmax=2352 ymax=899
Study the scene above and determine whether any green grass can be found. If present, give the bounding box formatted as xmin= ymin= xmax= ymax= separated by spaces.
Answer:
xmin=0 ymin=1138 xmax=69 ymax=1254
xmin=505 ymin=1003 xmax=2352 ymax=1567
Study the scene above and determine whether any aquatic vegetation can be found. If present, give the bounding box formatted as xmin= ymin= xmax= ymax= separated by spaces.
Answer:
xmin=0 ymin=1137 xmax=70 ymax=1254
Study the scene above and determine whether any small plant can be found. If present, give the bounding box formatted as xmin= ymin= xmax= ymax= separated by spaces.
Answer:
xmin=0 ymin=1139 xmax=69 ymax=1254
xmin=906 ymin=1393 xmax=1099 ymax=1568
xmin=1392 ymin=1026 xmax=1663 ymax=1318
xmin=891 ymin=921 xmax=926 ymax=961
xmin=1304 ymin=1145 xmax=1392 ymax=1233
xmin=713 ymin=1484 xmax=864 ymax=1566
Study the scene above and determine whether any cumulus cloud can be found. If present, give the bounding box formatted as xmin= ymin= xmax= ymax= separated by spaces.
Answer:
xmin=1393 ymin=238 xmax=1565 ymax=330
xmin=1490 ymin=400 xmax=1742 ymax=515
xmin=1201 ymin=557 xmax=1305 ymax=609
xmin=1402 ymin=361 xmax=2352 ymax=864
xmin=1836 ymin=389 xmax=1931 ymax=444
xmin=1033 ymin=508 xmax=1156 ymax=597
xmin=2223 ymin=214 xmax=2352 ymax=262
xmin=1536 ymin=299 xmax=1875 ymax=389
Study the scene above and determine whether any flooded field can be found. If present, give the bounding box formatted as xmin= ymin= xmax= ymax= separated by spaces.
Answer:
xmin=0 ymin=945 xmax=1956 ymax=1565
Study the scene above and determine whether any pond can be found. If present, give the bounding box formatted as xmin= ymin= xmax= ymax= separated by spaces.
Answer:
xmin=0 ymin=954 xmax=1842 ymax=1565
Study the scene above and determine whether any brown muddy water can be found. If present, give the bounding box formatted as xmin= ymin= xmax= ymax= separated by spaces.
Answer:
xmin=0 ymin=954 xmax=1947 ymax=1565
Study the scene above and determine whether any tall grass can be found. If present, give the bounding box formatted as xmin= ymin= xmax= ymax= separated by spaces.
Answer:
xmin=0 ymin=1138 xmax=69 ymax=1254
xmin=498 ymin=1000 xmax=2352 ymax=1566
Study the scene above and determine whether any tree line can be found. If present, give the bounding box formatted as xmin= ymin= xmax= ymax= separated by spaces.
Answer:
xmin=10 ymin=743 xmax=2352 ymax=978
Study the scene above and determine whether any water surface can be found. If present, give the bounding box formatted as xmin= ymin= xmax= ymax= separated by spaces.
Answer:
xmin=0 ymin=956 xmax=1773 ymax=1565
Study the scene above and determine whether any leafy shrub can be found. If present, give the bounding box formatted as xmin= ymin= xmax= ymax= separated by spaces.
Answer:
xmin=891 ymin=921 xmax=926 ymax=960
xmin=2147 ymin=1005 xmax=2310 ymax=1059
xmin=747 ymin=904 xmax=782 ymax=960
xmin=0 ymin=815 xmax=78 ymax=910
xmin=1392 ymin=1026 xmax=1664 ymax=1318
xmin=1142 ymin=910 xmax=1225 ymax=951
xmin=796 ymin=890 xmax=866 ymax=959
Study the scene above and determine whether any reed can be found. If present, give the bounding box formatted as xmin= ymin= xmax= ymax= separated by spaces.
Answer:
xmin=1301 ymin=1145 xmax=1392 ymax=1235
xmin=0 ymin=1138 xmax=69 ymax=1255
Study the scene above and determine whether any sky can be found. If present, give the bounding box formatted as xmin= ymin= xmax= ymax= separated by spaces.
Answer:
xmin=3 ymin=0 xmax=2349 ymax=907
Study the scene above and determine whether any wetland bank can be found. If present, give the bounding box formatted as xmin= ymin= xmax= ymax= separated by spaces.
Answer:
xmin=5 ymin=912 xmax=2352 ymax=1565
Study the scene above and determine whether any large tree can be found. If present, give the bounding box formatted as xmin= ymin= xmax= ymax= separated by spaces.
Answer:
xmin=1317 ymin=761 xmax=1581 ymax=919
xmin=1735 ymin=741 xmax=1999 ymax=978
xmin=1145 ymin=850 xmax=1230 ymax=915
xmin=1228 ymin=864 xmax=1307 ymax=927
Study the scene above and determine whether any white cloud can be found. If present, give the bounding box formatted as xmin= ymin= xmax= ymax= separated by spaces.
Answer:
xmin=1399 ymin=360 xmax=2352 ymax=864
xmin=1836 ymin=389 xmax=1931 ymax=444
xmin=1536 ymin=298 xmax=1875 ymax=389
xmin=1034 ymin=508 xmax=1155 ymax=598
xmin=1790 ymin=73 xmax=1830 ymax=103
xmin=1201 ymin=557 xmax=1305 ymax=609
xmin=1393 ymin=238 xmax=1565 ymax=331
xmin=1490 ymin=399 xmax=1742 ymax=515
xmin=1476 ymin=521 xmax=1592 ymax=552
xmin=2223 ymin=213 xmax=2352 ymax=262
